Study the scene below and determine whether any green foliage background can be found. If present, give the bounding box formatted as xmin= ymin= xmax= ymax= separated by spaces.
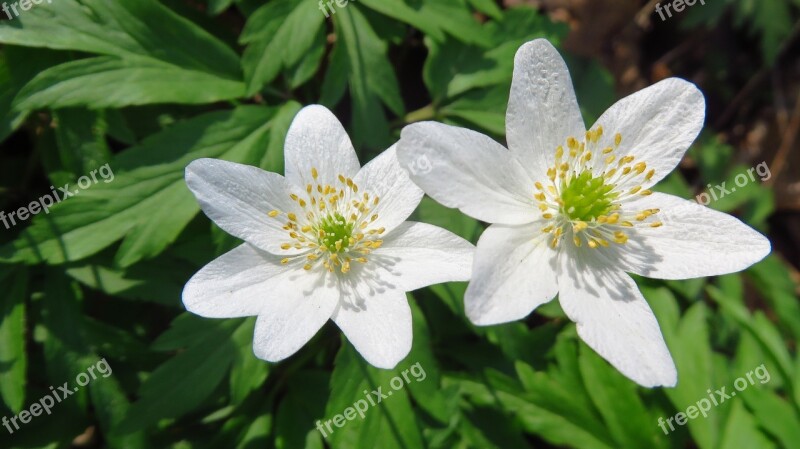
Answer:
xmin=0 ymin=0 xmax=798 ymax=448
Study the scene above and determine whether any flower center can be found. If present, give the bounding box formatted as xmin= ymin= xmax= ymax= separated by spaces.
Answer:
xmin=267 ymin=168 xmax=385 ymax=274
xmin=319 ymin=213 xmax=354 ymax=253
xmin=534 ymin=127 xmax=662 ymax=249
xmin=559 ymin=171 xmax=618 ymax=222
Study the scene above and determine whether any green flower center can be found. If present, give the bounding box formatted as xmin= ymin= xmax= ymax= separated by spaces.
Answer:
xmin=319 ymin=212 xmax=354 ymax=253
xmin=559 ymin=171 xmax=618 ymax=222
xmin=534 ymin=128 xmax=663 ymax=249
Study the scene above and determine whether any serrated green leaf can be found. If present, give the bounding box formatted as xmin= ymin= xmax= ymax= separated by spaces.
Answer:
xmin=0 ymin=0 xmax=241 ymax=78
xmin=0 ymin=0 xmax=244 ymax=110
xmin=14 ymin=56 xmax=245 ymax=110
xmin=0 ymin=106 xmax=279 ymax=267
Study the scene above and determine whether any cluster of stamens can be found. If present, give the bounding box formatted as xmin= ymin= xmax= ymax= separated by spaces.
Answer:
xmin=535 ymin=126 xmax=663 ymax=249
xmin=268 ymin=168 xmax=385 ymax=274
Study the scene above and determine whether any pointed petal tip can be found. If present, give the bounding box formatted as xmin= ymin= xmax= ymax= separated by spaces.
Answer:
xmin=515 ymin=38 xmax=559 ymax=60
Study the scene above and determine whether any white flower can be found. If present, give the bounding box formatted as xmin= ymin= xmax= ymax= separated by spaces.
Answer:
xmin=182 ymin=105 xmax=474 ymax=369
xmin=396 ymin=39 xmax=770 ymax=387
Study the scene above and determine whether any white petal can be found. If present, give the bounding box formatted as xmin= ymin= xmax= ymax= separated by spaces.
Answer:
xmin=397 ymin=122 xmax=537 ymax=224
xmin=183 ymin=243 xmax=297 ymax=318
xmin=465 ymin=223 xmax=558 ymax=325
xmin=185 ymin=158 xmax=302 ymax=255
xmin=284 ymin=104 xmax=361 ymax=188
xmin=369 ymin=221 xmax=474 ymax=292
xmin=332 ymin=287 xmax=412 ymax=369
xmin=352 ymin=145 xmax=424 ymax=235
xmin=506 ymin=39 xmax=585 ymax=181
xmin=252 ymin=272 xmax=339 ymax=362
xmin=558 ymin=251 xmax=677 ymax=387
xmin=592 ymin=78 xmax=705 ymax=187
xmin=615 ymin=192 xmax=771 ymax=279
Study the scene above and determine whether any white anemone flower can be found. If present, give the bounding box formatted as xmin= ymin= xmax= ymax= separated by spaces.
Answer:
xmin=397 ymin=39 xmax=770 ymax=387
xmin=182 ymin=105 xmax=474 ymax=369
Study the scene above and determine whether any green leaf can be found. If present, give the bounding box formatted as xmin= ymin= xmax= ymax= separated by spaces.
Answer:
xmin=718 ymin=401 xmax=776 ymax=449
xmin=360 ymin=0 xmax=491 ymax=46
xmin=424 ymin=7 xmax=564 ymax=102
xmin=742 ymin=386 xmax=800 ymax=449
xmin=235 ymin=410 xmax=273 ymax=449
xmin=120 ymin=318 xmax=239 ymax=432
xmin=324 ymin=339 xmax=425 ymax=449
xmin=404 ymin=299 xmax=452 ymax=423
xmin=258 ymin=100 xmax=303 ymax=173
xmin=567 ymin=55 xmax=615 ymax=124
xmin=0 ymin=0 xmax=241 ymax=78
xmin=463 ymin=360 xmax=616 ymax=449
xmin=0 ymin=106 xmax=280 ymax=267
xmin=0 ymin=46 xmax=68 ymax=141
xmin=708 ymin=285 xmax=794 ymax=393
xmin=414 ymin=197 xmax=479 ymax=242
xmin=0 ymin=267 xmax=28 ymax=413
xmin=207 ymin=0 xmax=235 ymax=15
xmin=229 ymin=318 xmax=269 ymax=405
xmin=275 ymin=371 xmax=328 ymax=449
xmin=320 ymin=37 xmax=349 ymax=108
xmin=327 ymin=5 xmax=404 ymax=148
xmin=90 ymin=375 xmax=150 ymax=449
xmin=577 ymin=345 xmax=666 ymax=449
xmin=66 ymin=256 xmax=191 ymax=306
xmin=240 ymin=0 xmax=326 ymax=95
xmin=655 ymin=296 xmax=719 ymax=449
xmin=0 ymin=51 xmax=27 ymax=142
xmin=286 ymin=26 xmax=328 ymax=89
xmin=733 ymin=0 xmax=794 ymax=65
xmin=748 ymin=255 xmax=800 ymax=341
xmin=47 ymin=108 xmax=112 ymax=187
xmin=152 ymin=313 xmax=227 ymax=351
xmin=0 ymin=0 xmax=244 ymax=109
xmin=440 ymin=85 xmax=508 ymax=136
xmin=36 ymin=271 xmax=150 ymax=445
xmin=14 ymin=56 xmax=245 ymax=110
